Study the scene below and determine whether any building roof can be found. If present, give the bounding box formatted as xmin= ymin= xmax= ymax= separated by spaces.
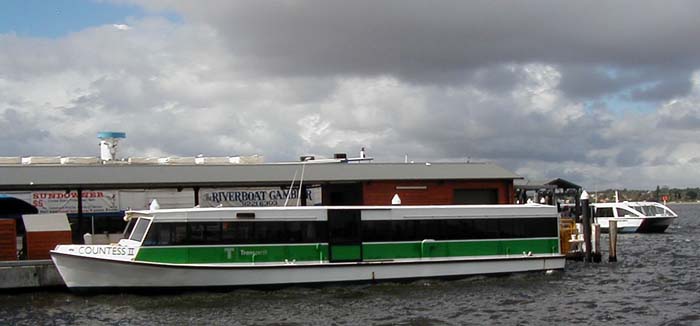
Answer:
xmin=514 ymin=178 xmax=582 ymax=190
xmin=0 ymin=162 xmax=520 ymax=191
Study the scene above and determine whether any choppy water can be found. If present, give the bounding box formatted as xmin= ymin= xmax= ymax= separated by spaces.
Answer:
xmin=1 ymin=204 xmax=699 ymax=326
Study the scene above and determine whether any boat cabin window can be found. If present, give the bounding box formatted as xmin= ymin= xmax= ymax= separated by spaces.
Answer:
xmin=189 ymin=222 xmax=222 ymax=244
xmin=142 ymin=221 xmax=328 ymax=246
xmin=616 ymin=208 xmax=638 ymax=218
xmin=594 ymin=207 xmax=614 ymax=218
xmin=142 ymin=222 xmax=188 ymax=246
xmin=129 ymin=218 xmax=151 ymax=242
xmin=361 ymin=218 xmax=557 ymax=242
xmin=123 ymin=218 xmax=137 ymax=238
xmin=140 ymin=217 xmax=560 ymax=246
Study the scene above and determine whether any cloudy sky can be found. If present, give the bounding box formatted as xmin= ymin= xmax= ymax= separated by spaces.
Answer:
xmin=2 ymin=0 xmax=700 ymax=189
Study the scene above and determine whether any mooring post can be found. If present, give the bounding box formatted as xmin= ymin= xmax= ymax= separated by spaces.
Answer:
xmin=592 ymin=223 xmax=602 ymax=263
xmin=581 ymin=190 xmax=592 ymax=262
xmin=609 ymin=220 xmax=618 ymax=262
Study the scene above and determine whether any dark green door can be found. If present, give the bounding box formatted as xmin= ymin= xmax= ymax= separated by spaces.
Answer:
xmin=328 ymin=209 xmax=362 ymax=262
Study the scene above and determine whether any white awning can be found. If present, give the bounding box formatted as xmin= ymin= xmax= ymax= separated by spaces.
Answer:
xmin=22 ymin=213 xmax=71 ymax=232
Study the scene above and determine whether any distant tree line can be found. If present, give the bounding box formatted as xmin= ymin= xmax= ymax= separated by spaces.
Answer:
xmin=590 ymin=186 xmax=699 ymax=202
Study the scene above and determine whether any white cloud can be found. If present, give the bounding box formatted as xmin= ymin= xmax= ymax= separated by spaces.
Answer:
xmin=112 ymin=24 xmax=132 ymax=31
xmin=2 ymin=4 xmax=700 ymax=189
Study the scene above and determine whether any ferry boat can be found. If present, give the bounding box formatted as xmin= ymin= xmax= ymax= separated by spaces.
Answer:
xmin=592 ymin=201 xmax=677 ymax=233
xmin=50 ymin=204 xmax=565 ymax=291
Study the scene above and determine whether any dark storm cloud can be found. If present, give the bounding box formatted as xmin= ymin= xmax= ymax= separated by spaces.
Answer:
xmin=140 ymin=1 xmax=700 ymax=76
xmin=3 ymin=2 xmax=700 ymax=188
xmin=553 ymin=65 xmax=695 ymax=102
xmin=557 ymin=66 xmax=644 ymax=99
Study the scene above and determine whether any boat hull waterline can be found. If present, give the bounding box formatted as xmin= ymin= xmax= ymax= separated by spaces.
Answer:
xmin=51 ymin=252 xmax=565 ymax=289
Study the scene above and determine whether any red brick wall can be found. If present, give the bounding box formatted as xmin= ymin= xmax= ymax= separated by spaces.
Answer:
xmin=362 ymin=180 xmax=513 ymax=205
xmin=0 ymin=219 xmax=17 ymax=261
xmin=26 ymin=231 xmax=72 ymax=260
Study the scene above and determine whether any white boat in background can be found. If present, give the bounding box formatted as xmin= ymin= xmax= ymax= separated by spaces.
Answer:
xmin=592 ymin=201 xmax=677 ymax=233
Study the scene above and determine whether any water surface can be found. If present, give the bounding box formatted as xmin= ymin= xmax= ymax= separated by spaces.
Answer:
xmin=2 ymin=204 xmax=698 ymax=325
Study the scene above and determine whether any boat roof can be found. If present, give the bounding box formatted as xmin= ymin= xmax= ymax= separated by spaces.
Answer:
xmin=126 ymin=204 xmax=556 ymax=222
xmin=591 ymin=201 xmax=671 ymax=208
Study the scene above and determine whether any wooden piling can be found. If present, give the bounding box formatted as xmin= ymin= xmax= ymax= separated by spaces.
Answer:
xmin=592 ymin=223 xmax=602 ymax=262
xmin=609 ymin=220 xmax=618 ymax=262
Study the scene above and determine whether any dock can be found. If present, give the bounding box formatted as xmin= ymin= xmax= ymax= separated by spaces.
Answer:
xmin=0 ymin=260 xmax=64 ymax=289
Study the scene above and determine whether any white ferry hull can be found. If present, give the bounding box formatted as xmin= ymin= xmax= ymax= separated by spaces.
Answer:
xmin=595 ymin=217 xmax=643 ymax=233
xmin=596 ymin=217 xmax=675 ymax=233
xmin=51 ymin=252 xmax=565 ymax=290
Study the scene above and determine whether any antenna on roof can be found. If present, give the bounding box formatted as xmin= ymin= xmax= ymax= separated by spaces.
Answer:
xmin=296 ymin=157 xmax=310 ymax=206
xmin=283 ymin=170 xmax=299 ymax=207
xmin=97 ymin=131 xmax=126 ymax=161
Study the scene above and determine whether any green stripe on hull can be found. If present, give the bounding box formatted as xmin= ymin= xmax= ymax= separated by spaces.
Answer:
xmin=363 ymin=239 xmax=559 ymax=260
xmin=136 ymin=244 xmax=328 ymax=264
xmin=135 ymin=239 xmax=560 ymax=264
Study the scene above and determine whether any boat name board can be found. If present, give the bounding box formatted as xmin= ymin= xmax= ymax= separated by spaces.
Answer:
xmin=199 ymin=187 xmax=322 ymax=207
xmin=69 ymin=245 xmax=136 ymax=258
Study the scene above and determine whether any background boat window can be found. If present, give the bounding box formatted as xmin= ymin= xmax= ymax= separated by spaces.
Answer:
xmin=594 ymin=207 xmax=614 ymax=218
xmin=616 ymin=208 xmax=638 ymax=217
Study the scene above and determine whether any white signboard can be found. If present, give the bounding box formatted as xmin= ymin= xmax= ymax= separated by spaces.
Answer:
xmin=199 ymin=187 xmax=322 ymax=207
xmin=30 ymin=191 xmax=119 ymax=214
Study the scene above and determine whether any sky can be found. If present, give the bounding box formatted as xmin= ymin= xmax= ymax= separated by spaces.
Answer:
xmin=1 ymin=0 xmax=700 ymax=190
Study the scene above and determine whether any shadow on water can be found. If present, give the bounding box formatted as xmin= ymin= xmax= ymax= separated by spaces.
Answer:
xmin=1 ymin=203 xmax=699 ymax=325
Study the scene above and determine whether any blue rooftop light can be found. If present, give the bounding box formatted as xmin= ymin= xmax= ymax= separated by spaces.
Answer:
xmin=97 ymin=132 xmax=126 ymax=139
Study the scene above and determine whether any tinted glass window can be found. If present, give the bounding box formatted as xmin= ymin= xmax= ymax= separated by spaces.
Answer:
xmin=329 ymin=216 xmax=361 ymax=244
xmin=123 ymin=219 xmax=136 ymax=238
xmin=616 ymin=208 xmax=637 ymax=217
xmin=143 ymin=221 xmax=328 ymax=246
xmin=142 ymin=222 xmax=188 ymax=246
xmin=361 ymin=218 xmax=557 ymax=242
xmin=129 ymin=218 xmax=150 ymax=242
xmin=187 ymin=222 xmax=223 ymax=244
xmin=595 ymin=207 xmax=614 ymax=217
xmin=327 ymin=210 xmax=362 ymax=245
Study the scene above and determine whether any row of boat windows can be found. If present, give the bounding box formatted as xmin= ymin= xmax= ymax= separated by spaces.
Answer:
xmin=594 ymin=207 xmax=639 ymax=218
xmin=140 ymin=218 xmax=558 ymax=246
